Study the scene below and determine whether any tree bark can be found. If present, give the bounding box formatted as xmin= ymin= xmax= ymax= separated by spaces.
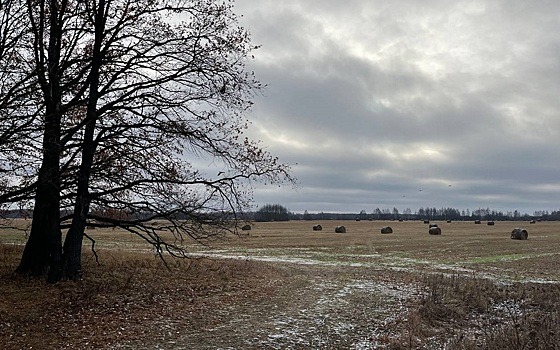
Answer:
xmin=62 ymin=126 xmax=95 ymax=279
xmin=16 ymin=107 xmax=62 ymax=280
xmin=16 ymin=0 xmax=65 ymax=282
xmin=61 ymin=0 xmax=106 ymax=280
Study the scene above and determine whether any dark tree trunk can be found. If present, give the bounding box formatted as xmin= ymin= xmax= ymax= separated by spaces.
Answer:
xmin=62 ymin=148 xmax=94 ymax=279
xmin=16 ymin=108 xmax=62 ymax=281
xmin=62 ymin=214 xmax=86 ymax=279
xmin=61 ymin=0 xmax=106 ymax=280
xmin=15 ymin=184 xmax=61 ymax=277
xmin=17 ymin=0 xmax=66 ymax=282
xmin=62 ymin=130 xmax=95 ymax=279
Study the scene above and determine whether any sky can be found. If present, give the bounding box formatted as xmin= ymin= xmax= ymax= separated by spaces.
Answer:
xmin=233 ymin=0 xmax=560 ymax=214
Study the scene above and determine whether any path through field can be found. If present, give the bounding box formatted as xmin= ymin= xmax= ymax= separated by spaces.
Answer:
xmin=161 ymin=263 xmax=423 ymax=349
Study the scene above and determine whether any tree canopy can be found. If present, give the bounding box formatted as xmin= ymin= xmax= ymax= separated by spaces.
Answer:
xmin=254 ymin=204 xmax=290 ymax=222
xmin=0 ymin=0 xmax=292 ymax=282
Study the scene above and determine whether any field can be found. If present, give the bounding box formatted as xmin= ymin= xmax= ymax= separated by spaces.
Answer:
xmin=1 ymin=220 xmax=560 ymax=349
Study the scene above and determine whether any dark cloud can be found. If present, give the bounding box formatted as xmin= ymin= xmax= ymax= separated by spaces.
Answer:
xmin=235 ymin=0 xmax=560 ymax=213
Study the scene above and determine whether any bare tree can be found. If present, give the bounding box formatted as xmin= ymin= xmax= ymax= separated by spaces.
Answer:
xmin=0 ymin=0 xmax=40 ymax=206
xmin=2 ymin=0 xmax=292 ymax=282
xmin=0 ymin=0 xmax=71 ymax=280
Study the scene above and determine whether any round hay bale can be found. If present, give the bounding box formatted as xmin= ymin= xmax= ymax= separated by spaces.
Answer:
xmin=241 ymin=224 xmax=251 ymax=231
xmin=429 ymin=226 xmax=442 ymax=235
xmin=335 ymin=225 xmax=346 ymax=233
xmin=511 ymin=228 xmax=528 ymax=240
xmin=474 ymin=220 xmax=481 ymax=224
xmin=429 ymin=223 xmax=438 ymax=228
xmin=487 ymin=221 xmax=495 ymax=226
xmin=312 ymin=224 xmax=322 ymax=231
xmin=380 ymin=226 xmax=393 ymax=234
xmin=423 ymin=220 xmax=430 ymax=224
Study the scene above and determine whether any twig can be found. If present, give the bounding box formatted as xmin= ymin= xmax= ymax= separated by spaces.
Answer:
xmin=83 ymin=231 xmax=100 ymax=265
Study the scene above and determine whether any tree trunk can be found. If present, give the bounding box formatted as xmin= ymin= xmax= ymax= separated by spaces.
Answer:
xmin=15 ymin=183 xmax=62 ymax=278
xmin=62 ymin=215 xmax=86 ymax=280
xmin=62 ymin=132 xmax=96 ymax=279
xmin=61 ymin=0 xmax=106 ymax=280
xmin=62 ymin=162 xmax=93 ymax=279
xmin=16 ymin=0 xmax=69 ymax=283
xmin=16 ymin=109 xmax=62 ymax=281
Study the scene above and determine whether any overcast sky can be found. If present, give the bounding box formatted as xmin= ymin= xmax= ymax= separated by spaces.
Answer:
xmin=233 ymin=0 xmax=560 ymax=214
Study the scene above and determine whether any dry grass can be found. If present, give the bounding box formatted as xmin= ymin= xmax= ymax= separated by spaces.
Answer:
xmin=0 ymin=244 xmax=286 ymax=350
xmin=412 ymin=274 xmax=560 ymax=350
xmin=1 ymin=219 xmax=560 ymax=349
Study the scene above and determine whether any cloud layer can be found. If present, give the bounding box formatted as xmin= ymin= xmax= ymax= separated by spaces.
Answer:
xmin=235 ymin=0 xmax=560 ymax=213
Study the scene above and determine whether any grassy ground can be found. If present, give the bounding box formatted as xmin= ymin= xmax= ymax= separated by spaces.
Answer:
xmin=1 ymin=219 xmax=560 ymax=349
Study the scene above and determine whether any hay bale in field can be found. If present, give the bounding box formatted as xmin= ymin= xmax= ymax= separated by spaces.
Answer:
xmin=335 ymin=225 xmax=346 ymax=233
xmin=312 ymin=224 xmax=322 ymax=231
xmin=511 ymin=228 xmax=528 ymax=240
xmin=429 ymin=223 xmax=438 ymax=228
xmin=429 ymin=226 xmax=442 ymax=235
xmin=474 ymin=220 xmax=481 ymax=224
xmin=487 ymin=221 xmax=495 ymax=226
xmin=423 ymin=220 xmax=430 ymax=224
xmin=241 ymin=224 xmax=251 ymax=231
xmin=380 ymin=226 xmax=393 ymax=234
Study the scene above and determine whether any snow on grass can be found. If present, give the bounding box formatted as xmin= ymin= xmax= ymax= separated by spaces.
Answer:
xmin=246 ymin=277 xmax=423 ymax=349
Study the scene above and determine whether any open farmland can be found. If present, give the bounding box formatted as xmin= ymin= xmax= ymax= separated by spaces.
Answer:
xmin=1 ymin=220 xmax=560 ymax=349
xmin=205 ymin=220 xmax=560 ymax=282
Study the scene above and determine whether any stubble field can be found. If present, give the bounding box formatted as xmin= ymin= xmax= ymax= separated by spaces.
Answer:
xmin=1 ymin=219 xmax=560 ymax=349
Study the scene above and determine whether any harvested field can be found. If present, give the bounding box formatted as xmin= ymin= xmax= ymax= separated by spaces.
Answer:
xmin=1 ymin=220 xmax=560 ymax=349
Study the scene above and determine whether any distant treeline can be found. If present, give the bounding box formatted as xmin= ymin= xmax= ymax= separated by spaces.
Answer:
xmin=245 ymin=206 xmax=560 ymax=222
xmin=4 ymin=206 xmax=560 ymax=222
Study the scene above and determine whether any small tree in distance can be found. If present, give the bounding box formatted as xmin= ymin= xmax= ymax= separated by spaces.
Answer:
xmin=254 ymin=204 xmax=290 ymax=222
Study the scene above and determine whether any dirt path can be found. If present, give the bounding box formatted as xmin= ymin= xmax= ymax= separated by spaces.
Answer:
xmin=117 ymin=263 xmax=424 ymax=350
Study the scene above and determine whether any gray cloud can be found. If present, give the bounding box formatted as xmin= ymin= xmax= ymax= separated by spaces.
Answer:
xmin=235 ymin=0 xmax=560 ymax=213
